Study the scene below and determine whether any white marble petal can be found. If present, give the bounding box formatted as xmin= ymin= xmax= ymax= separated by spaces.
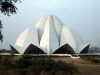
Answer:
xmin=15 ymin=28 xmax=29 ymax=47
xmin=40 ymin=15 xmax=59 ymax=54
xmin=60 ymin=26 xmax=76 ymax=51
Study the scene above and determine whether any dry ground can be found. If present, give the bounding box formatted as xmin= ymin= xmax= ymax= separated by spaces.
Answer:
xmin=1 ymin=56 xmax=100 ymax=75
xmin=51 ymin=57 xmax=100 ymax=75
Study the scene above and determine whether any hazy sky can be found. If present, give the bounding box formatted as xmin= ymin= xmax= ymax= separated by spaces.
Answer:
xmin=0 ymin=0 xmax=100 ymax=49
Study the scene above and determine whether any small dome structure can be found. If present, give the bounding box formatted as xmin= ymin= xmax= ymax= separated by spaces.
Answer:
xmin=10 ymin=15 xmax=90 ymax=55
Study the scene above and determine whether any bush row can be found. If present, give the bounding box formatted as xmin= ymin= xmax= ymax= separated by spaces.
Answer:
xmin=0 ymin=55 xmax=79 ymax=75
xmin=80 ymin=55 xmax=100 ymax=63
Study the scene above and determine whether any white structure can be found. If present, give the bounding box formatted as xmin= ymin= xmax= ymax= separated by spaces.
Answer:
xmin=10 ymin=15 xmax=90 ymax=55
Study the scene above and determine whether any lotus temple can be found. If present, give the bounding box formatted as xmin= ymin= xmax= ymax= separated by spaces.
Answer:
xmin=10 ymin=15 xmax=90 ymax=55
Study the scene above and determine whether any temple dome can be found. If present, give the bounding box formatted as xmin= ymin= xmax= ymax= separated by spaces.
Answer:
xmin=10 ymin=15 xmax=90 ymax=55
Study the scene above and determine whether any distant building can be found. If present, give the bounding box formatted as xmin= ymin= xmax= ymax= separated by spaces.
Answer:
xmin=10 ymin=15 xmax=90 ymax=55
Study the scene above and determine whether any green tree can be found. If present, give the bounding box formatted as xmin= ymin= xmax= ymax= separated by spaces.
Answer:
xmin=0 ymin=0 xmax=21 ymax=42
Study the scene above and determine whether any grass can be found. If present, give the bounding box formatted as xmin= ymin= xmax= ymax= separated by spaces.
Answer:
xmin=0 ymin=55 xmax=80 ymax=75
xmin=80 ymin=55 xmax=100 ymax=63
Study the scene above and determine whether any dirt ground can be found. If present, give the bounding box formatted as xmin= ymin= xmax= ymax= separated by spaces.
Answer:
xmin=51 ymin=57 xmax=100 ymax=75
xmin=10 ymin=56 xmax=100 ymax=75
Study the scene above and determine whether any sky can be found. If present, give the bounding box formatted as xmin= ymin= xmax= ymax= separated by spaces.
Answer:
xmin=0 ymin=0 xmax=100 ymax=49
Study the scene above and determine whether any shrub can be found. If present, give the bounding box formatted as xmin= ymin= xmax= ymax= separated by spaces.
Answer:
xmin=30 ymin=57 xmax=78 ymax=74
xmin=14 ymin=55 xmax=32 ymax=68
xmin=0 ymin=55 xmax=2 ymax=59
xmin=0 ymin=55 xmax=80 ymax=75
xmin=81 ymin=56 xmax=100 ymax=63
xmin=87 ymin=58 xmax=100 ymax=63
xmin=15 ymin=69 xmax=27 ymax=75
xmin=80 ymin=55 xmax=87 ymax=58
xmin=0 ymin=70 xmax=8 ymax=75
xmin=0 ymin=56 xmax=13 ymax=68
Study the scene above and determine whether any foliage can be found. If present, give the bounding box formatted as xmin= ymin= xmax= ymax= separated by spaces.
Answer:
xmin=0 ymin=55 xmax=13 ymax=68
xmin=0 ymin=0 xmax=21 ymax=42
xmin=0 ymin=20 xmax=3 ymax=42
xmin=87 ymin=57 xmax=100 ymax=63
xmin=14 ymin=55 xmax=32 ymax=68
xmin=0 ymin=55 xmax=2 ymax=58
xmin=80 ymin=55 xmax=87 ymax=59
xmin=80 ymin=55 xmax=100 ymax=63
xmin=15 ymin=68 xmax=27 ymax=75
xmin=0 ymin=0 xmax=21 ymax=16
xmin=0 ymin=55 xmax=79 ymax=75
xmin=0 ymin=49 xmax=11 ymax=53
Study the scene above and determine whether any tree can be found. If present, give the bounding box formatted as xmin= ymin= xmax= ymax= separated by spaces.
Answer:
xmin=0 ymin=20 xmax=3 ymax=42
xmin=0 ymin=0 xmax=21 ymax=42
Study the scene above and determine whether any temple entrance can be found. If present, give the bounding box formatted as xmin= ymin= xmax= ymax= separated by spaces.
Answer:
xmin=24 ymin=44 xmax=45 ymax=54
xmin=53 ymin=44 xmax=75 ymax=54
xmin=80 ymin=45 xmax=90 ymax=53
xmin=10 ymin=45 xmax=19 ymax=54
